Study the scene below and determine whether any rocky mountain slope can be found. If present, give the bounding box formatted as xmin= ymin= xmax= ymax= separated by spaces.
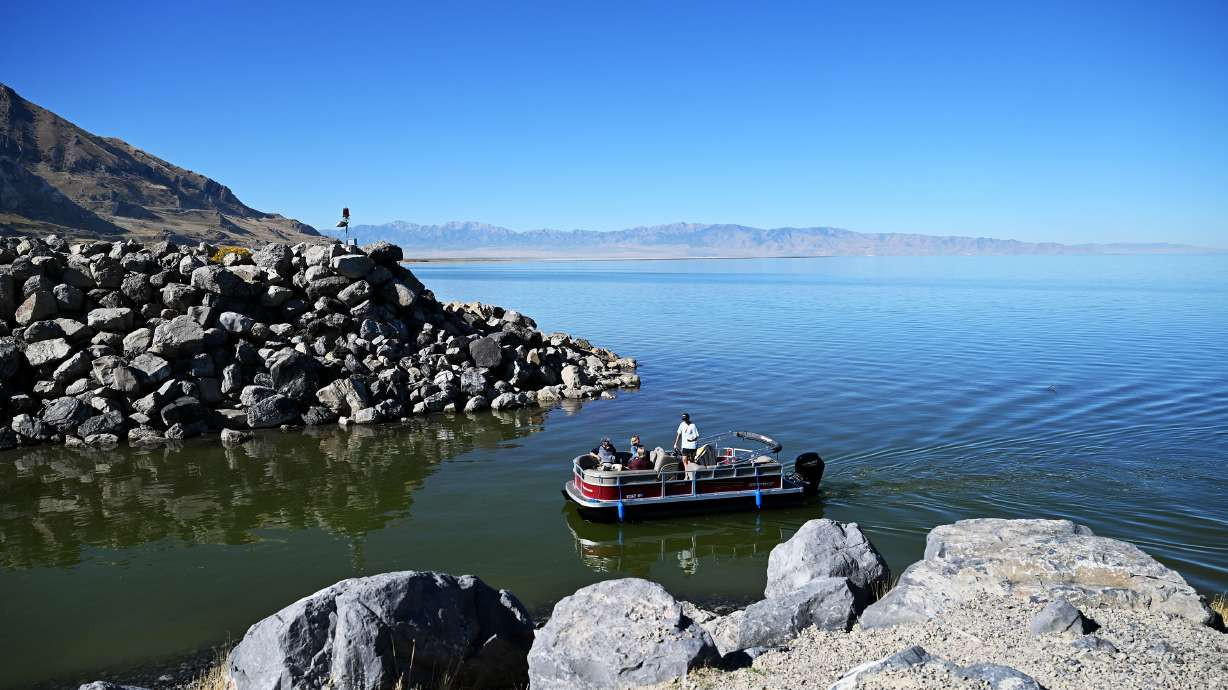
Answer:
xmin=0 ymin=83 xmax=319 ymax=244
xmin=346 ymin=220 xmax=1212 ymax=258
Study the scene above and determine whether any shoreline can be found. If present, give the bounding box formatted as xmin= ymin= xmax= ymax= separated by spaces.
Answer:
xmin=404 ymin=251 xmax=1228 ymax=263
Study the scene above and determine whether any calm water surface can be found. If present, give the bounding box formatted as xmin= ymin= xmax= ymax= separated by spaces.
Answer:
xmin=1 ymin=255 xmax=1226 ymax=687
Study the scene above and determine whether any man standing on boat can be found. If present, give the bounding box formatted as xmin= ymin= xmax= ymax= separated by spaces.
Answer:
xmin=674 ymin=413 xmax=700 ymax=461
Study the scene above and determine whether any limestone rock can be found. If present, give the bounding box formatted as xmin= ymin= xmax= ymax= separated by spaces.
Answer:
xmin=527 ymin=578 xmax=717 ymax=690
xmin=228 ymin=570 xmax=533 ymax=690
xmin=42 ymin=395 xmax=91 ymax=432
xmin=129 ymin=353 xmax=172 ymax=385
xmin=191 ymin=265 xmax=251 ymax=297
xmin=860 ymin=518 xmax=1215 ymax=629
xmin=712 ymin=577 xmax=856 ymax=655
xmin=827 ymin=645 xmax=1041 ymax=690
xmin=218 ymin=311 xmax=255 ymax=335
xmin=150 ymin=315 xmax=206 ymax=358
xmin=87 ymin=307 xmax=135 ymax=332
xmin=469 ymin=336 xmax=503 ymax=368
xmin=24 ymin=337 xmax=73 ymax=367
xmin=16 ymin=290 xmax=57 ymax=326
xmin=161 ymin=397 xmax=209 ymax=428
xmin=247 ymin=394 xmax=299 ymax=428
xmin=330 ymin=254 xmax=374 ymax=279
xmin=1029 ymin=597 xmax=1093 ymax=636
xmin=765 ymin=519 xmax=890 ymax=604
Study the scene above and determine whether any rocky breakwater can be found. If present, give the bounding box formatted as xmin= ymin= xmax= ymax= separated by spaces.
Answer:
xmin=0 ymin=235 xmax=638 ymax=449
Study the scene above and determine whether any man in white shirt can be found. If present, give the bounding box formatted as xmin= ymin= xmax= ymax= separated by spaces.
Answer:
xmin=674 ymin=413 xmax=699 ymax=461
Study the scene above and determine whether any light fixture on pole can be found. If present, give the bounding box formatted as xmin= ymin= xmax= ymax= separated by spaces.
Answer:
xmin=336 ymin=207 xmax=351 ymax=246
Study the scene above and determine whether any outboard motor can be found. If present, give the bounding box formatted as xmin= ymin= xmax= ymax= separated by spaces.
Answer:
xmin=795 ymin=452 xmax=825 ymax=495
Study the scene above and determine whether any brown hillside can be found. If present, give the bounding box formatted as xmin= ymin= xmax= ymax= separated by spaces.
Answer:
xmin=0 ymin=82 xmax=319 ymax=245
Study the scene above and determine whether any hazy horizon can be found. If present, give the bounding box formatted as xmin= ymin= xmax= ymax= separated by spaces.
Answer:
xmin=342 ymin=219 xmax=1224 ymax=251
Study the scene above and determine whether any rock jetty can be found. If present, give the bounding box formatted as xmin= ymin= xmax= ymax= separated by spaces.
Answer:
xmin=75 ymin=518 xmax=1226 ymax=690
xmin=0 ymin=236 xmax=637 ymax=449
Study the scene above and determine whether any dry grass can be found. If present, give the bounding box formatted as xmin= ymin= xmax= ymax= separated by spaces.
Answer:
xmin=210 ymin=245 xmax=252 ymax=263
xmin=1211 ymin=592 xmax=1228 ymax=621
xmin=184 ymin=646 xmax=230 ymax=690
xmin=867 ymin=573 xmax=901 ymax=604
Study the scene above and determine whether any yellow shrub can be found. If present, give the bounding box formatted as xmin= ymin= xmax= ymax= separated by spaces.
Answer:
xmin=211 ymin=246 xmax=252 ymax=263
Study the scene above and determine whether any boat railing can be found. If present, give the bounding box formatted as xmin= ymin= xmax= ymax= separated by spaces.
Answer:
xmin=571 ymin=430 xmax=791 ymax=500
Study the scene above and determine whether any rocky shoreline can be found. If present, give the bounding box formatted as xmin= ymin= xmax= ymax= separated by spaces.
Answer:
xmin=0 ymin=236 xmax=637 ymax=449
xmin=72 ymin=518 xmax=1226 ymax=690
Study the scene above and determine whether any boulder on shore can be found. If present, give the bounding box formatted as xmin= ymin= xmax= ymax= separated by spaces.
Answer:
xmin=527 ymin=578 xmax=718 ymax=690
xmin=860 ymin=518 xmax=1216 ymax=629
xmin=707 ymin=577 xmax=857 ymax=656
xmin=228 ymin=570 xmax=534 ymax=690
xmin=764 ymin=519 xmax=890 ymax=604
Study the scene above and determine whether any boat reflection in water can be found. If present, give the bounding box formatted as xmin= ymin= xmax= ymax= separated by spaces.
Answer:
xmin=563 ymin=504 xmax=808 ymax=578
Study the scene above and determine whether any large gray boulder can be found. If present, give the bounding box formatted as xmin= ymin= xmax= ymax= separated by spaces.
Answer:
xmin=527 ymin=578 xmax=717 ymax=690
xmin=827 ymin=645 xmax=1041 ymax=690
xmin=331 ymin=254 xmax=374 ymax=279
xmin=15 ymin=290 xmax=57 ymax=325
xmin=160 ymin=396 xmax=209 ymax=428
xmin=246 ymin=393 xmax=300 ymax=428
xmin=218 ymin=311 xmax=255 ymax=335
xmin=316 ymin=377 xmax=371 ymax=415
xmin=24 ymin=337 xmax=72 ymax=367
xmin=251 ymin=244 xmax=292 ymax=275
xmin=129 ymin=353 xmax=172 ymax=385
xmin=78 ymin=683 xmax=151 ymax=690
xmin=86 ymin=307 xmax=135 ymax=332
xmin=160 ymin=283 xmax=198 ymax=311
xmin=191 ymin=265 xmax=251 ymax=297
xmin=469 ymin=336 xmax=503 ymax=368
xmin=707 ymin=577 xmax=856 ymax=656
xmin=362 ymin=240 xmax=403 ymax=266
xmin=228 ymin=570 xmax=534 ymax=690
xmin=42 ymin=396 xmax=91 ymax=432
xmin=764 ymin=519 xmax=890 ymax=603
xmin=860 ymin=518 xmax=1215 ymax=629
xmin=150 ymin=315 xmax=205 ymax=357
xmin=268 ymin=350 xmax=319 ymax=401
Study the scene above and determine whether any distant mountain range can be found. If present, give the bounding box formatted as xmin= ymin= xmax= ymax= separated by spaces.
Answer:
xmin=341 ymin=221 xmax=1215 ymax=259
xmin=0 ymin=83 xmax=319 ymax=244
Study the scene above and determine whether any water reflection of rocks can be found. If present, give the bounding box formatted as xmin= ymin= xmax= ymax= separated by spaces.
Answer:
xmin=563 ymin=508 xmax=788 ymax=578
xmin=0 ymin=409 xmax=545 ymax=569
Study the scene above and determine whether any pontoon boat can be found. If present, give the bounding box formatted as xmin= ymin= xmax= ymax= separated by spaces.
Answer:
xmin=562 ymin=431 xmax=823 ymax=521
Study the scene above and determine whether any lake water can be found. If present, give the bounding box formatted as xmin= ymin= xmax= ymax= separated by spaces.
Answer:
xmin=1 ymin=255 xmax=1226 ymax=688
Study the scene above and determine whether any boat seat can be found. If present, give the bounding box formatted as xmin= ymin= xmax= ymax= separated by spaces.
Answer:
xmin=657 ymin=460 xmax=684 ymax=480
xmin=694 ymin=444 xmax=716 ymax=466
xmin=651 ymin=446 xmax=668 ymax=470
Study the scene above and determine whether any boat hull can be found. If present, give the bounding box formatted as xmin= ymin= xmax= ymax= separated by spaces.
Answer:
xmin=562 ymin=478 xmax=809 ymax=521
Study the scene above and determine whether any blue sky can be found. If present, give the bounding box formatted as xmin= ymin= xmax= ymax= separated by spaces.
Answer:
xmin=3 ymin=1 xmax=1226 ymax=246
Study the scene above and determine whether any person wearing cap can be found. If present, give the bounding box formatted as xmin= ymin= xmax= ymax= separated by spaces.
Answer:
xmin=674 ymin=413 xmax=700 ymax=461
xmin=592 ymin=437 xmax=619 ymax=465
